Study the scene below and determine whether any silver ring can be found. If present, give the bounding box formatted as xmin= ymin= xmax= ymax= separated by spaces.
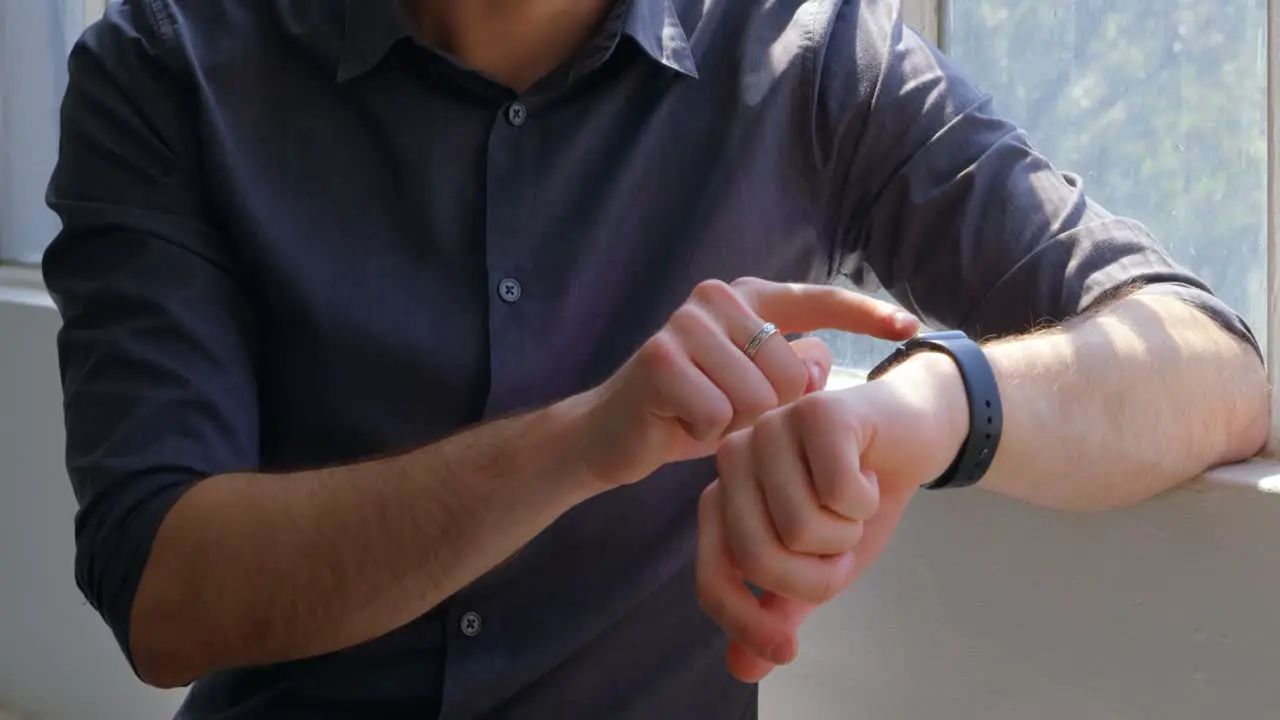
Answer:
xmin=743 ymin=322 xmax=778 ymax=360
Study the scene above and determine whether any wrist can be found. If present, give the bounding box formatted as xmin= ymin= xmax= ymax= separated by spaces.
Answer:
xmin=879 ymin=350 xmax=971 ymax=479
xmin=527 ymin=394 xmax=614 ymax=502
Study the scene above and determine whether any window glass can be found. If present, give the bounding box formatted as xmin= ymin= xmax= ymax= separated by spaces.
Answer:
xmin=827 ymin=1 xmax=1268 ymax=369
xmin=0 ymin=1 xmax=93 ymax=264
xmin=947 ymin=0 xmax=1268 ymax=348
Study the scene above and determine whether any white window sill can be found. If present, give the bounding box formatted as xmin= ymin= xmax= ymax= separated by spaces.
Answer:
xmin=0 ymin=265 xmax=53 ymax=309
xmin=2 ymin=267 xmax=1275 ymax=498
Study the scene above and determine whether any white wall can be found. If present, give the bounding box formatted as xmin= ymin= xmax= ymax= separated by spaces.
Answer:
xmin=2 ymin=295 xmax=1279 ymax=719
xmin=0 ymin=299 xmax=184 ymax=719
xmin=762 ymin=483 xmax=1280 ymax=719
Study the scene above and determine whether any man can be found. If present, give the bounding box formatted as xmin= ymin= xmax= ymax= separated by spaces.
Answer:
xmin=44 ymin=0 xmax=1266 ymax=717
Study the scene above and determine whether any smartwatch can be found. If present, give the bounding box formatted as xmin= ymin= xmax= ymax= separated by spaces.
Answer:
xmin=867 ymin=330 xmax=1003 ymax=490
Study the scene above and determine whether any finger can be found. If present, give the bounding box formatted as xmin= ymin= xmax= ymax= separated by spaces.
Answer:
xmin=733 ymin=277 xmax=920 ymax=339
xmin=697 ymin=480 xmax=797 ymax=666
xmin=690 ymin=280 xmax=809 ymax=405
xmin=844 ymin=481 xmax=918 ymax=587
xmin=641 ymin=332 xmax=734 ymax=443
xmin=790 ymin=336 xmax=834 ymax=394
xmin=726 ymin=477 xmax=912 ymax=684
xmin=747 ymin=332 xmax=810 ymax=406
xmin=717 ymin=430 xmax=859 ymax=605
xmin=725 ymin=593 xmax=815 ymax=683
xmin=793 ymin=396 xmax=880 ymax=521
xmin=753 ymin=413 xmax=863 ymax=556
xmin=669 ymin=304 xmax=779 ymax=431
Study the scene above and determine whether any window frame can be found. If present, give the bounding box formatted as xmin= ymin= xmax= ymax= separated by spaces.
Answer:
xmin=902 ymin=0 xmax=943 ymax=45
xmin=1266 ymin=0 xmax=1280 ymax=455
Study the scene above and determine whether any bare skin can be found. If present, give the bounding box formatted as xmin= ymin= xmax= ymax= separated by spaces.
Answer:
xmin=406 ymin=0 xmax=614 ymax=92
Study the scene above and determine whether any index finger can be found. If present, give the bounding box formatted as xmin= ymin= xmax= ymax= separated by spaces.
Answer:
xmin=732 ymin=278 xmax=919 ymax=340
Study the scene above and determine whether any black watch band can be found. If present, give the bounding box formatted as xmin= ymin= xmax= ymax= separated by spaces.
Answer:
xmin=866 ymin=330 xmax=1003 ymax=490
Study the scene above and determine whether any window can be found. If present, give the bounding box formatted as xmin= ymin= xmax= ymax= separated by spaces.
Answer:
xmin=827 ymin=0 xmax=1279 ymax=453
xmin=948 ymin=0 xmax=1268 ymax=346
xmin=825 ymin=0 xmax=1269 ymax=374
xmin=0 ymin=1 xmax=107 ymax=264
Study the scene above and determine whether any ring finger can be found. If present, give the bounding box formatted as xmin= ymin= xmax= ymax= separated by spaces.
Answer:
xmin=697 ymin=288 xmax=810 ymax=405
xmin=670 ymin=305 xmax=779 ymax=430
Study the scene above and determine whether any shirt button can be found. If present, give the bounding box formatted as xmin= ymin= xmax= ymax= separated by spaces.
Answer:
xmin=506 ymin=101 xmax=527 ymax=127
xmin=460 ymin=611 xmax=482 ymax=637
xmin=498 ymin=278 xmax=522 ymax=303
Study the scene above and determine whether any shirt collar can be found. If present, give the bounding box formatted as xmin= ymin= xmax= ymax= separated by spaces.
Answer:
xmin=621 ymin=0 xmax=698 ymax=78
xmin=334 ymin=0 xmax=697 ymax=83
xmin=336 ymin=0 xmax=411 ymax=82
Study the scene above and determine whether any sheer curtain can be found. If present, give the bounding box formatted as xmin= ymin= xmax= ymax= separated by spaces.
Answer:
xmin=0 ymin=0 xmax=86 ymax=265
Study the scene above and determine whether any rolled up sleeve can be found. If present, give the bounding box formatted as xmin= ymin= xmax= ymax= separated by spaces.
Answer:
xmin=810 ymin=0 xmax=1259 ymax=356
xmin=43 ymin=2 xmax=259 ymax=671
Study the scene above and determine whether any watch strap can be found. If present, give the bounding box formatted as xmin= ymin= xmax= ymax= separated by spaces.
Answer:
xmin=867 ymin=330 xmax=1003 ymax=490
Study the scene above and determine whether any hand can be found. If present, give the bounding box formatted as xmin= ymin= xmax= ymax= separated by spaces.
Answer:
xmin=579 ymin=278 xmax=920 ymax=488
xmin=696 ymin=351 xmax=970 ymax=682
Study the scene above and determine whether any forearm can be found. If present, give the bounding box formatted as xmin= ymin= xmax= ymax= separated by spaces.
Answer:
xmin=131 ymin=395 xmax=602 ymax=687
xmin=915 ymin=293 xmax=1269 ymax=510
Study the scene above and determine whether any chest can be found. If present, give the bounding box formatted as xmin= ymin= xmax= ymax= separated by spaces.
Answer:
xmin=195 ymin=52 xmax=836 ymax=459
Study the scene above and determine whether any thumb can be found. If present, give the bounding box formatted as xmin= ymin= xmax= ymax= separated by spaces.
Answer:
xmin=789 ymin=336 xmax=833 ymax=394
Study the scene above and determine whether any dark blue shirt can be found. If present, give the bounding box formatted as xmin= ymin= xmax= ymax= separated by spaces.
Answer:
xmin=43 ymin=0 xmax=1254 ymax=718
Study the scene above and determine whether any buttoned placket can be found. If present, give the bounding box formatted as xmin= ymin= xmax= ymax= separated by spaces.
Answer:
xmin=483 ymin=94 xmax=538 ymax=413
xmin=436 ymin=94 xmax=542 ymax=720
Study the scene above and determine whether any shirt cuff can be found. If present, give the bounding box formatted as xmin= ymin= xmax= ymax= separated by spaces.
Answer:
xmin=74 ymin=474 xmax=200 ymax=679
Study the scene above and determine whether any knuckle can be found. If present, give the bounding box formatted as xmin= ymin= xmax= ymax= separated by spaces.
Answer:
xmin=686 ymin=399 xmax=733 ymax=444
xmin=732 ymin=537 xmax=774 ymax=583
xmin=668 ymin=303 xmax=714 ymax=336
xmin=755 ymin=408 xmax=792 ymax=450
xmin=846 ymin=472 xmax=881 ymax=515
xmin=819 ymin=473 xmax=857 ymax=513
xmin=825 ymin=473 xmax=878 ymax=521
xmin=791 ymin=393 xmax=834 ymax=435
xmin=686 ymin=419 xmax=719 ymax=444
xmin=774 ymin=511 xmax=815 ymax=553
xmin=691 ymin=279 xmax=736 ymax=306
xmin=811 ymin=471 xmax=839 ymax=508
xmin=638 ymin=331 xmax=682 ymax=371
xmin=716 ymin=429 xmax=750 ymax=471
xmin=793 ymin=392 xmax=855 ymax=438
xmin=697 ymin=398 xmax=734 ymax=438
xmin=756 ymin=405 xmax=788 ymax=434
